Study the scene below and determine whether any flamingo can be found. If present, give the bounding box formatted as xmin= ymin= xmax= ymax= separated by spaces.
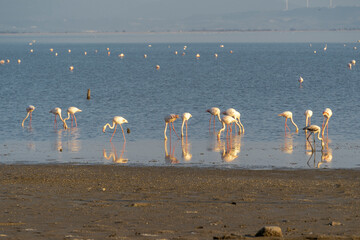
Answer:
xmin=21 ymin=105 xmax=35 ymax=127
xmin=181 ymin=112 xmax=192 ymax=137
xmin=217 ymin=116 xmax=241 ymax=139
xmin=64 ymin=107 xmax=82 ymax=127
xmin=298 ymin=76 xmax=304 ymax=87
xmin=303 ymin=125 xmax=324 ymax=151
xmin=206 ymin=107 xmax=221 ymax=130
xmin=352 ymin=59 xmax=356 ymax=65
xmin=322 ymin=108 xmax=332 ymax=136
xmin=103 ymin=116 xmax=128 ymax=142
xmin=49 ymin=107 xmax=68 ymax=130
xmin=164 ymin=114 xmax=180 ymax=140
xmin=222 ymin=108 xmax=245 ymax=133
xmin=304 ymin=109 xmax=313 ymax=127
xmin=278 ymin=111 xmax=299 ymax=132
xmin=348 ymin=62 xmax=352 ymax=70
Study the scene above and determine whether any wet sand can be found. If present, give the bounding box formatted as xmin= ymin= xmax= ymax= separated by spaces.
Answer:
xmin=0 ymin=165 xmax=360 ymax=239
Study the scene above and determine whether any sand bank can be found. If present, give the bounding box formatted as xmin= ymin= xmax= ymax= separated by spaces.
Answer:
xmin=0 ymin=165 xmax=360 ymax=239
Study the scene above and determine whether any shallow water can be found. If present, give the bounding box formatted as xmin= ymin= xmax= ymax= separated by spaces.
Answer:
xmin=1 ymin=36 xmax=360 ymax=168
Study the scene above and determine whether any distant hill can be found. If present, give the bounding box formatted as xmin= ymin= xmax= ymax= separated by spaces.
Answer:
xmin=1 ymin=6 xmax=359 ymax=33
xmin=183 ymin=6 xmax=360 ymax=31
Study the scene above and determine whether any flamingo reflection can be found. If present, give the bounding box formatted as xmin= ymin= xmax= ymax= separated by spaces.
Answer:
xmin=280 ymin=134 xmax=294 ymax=154
xmin=307 ymin=146 xmax=333 ymax=169
xmin=67 ymin=128 xmax=81 ymax=152
xmin=53 ymin=129 xmax=64 ymax=152
xmin=164 ymin=139 xmax=178 ymax=164
xmin=220 ymin=134 xmax=242 ymax=162
xmin=103 ymin=142 xmax=128 ymax=164
xmin=181 ymin=136 xmax=192 ymax=161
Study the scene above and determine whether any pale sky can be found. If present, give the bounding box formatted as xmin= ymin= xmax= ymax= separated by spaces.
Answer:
xmin=1 ymin=0 xmax=359 ymax=21
xmin=0 ymin=0 xmax=359 ymax=32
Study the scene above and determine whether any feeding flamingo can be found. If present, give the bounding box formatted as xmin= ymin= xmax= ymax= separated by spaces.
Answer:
xmin=217 ymin=116 xmax=241 ymax=139
xmin=222 ymin=108 xmax=245 ymax=134
xmin=164 ymin=114 xmax=180 ymax=140
xmin=278 ymin=111 xmax=299 ymax=132
xmin=303 ymin=125 xmax=324 ymax=151
xmin=304 ymin=109 xmax=313 ymax=127
xmin=103 ymin=116 xmax=128 ymax=142
xmin=322 ymin=108 xmax=332 ymax=136
xmin=64 ymin=107 xmax=82 ymax=127
xmin=206 ymin=107 xmax=221 ymax=130
xmin=21 ymin=105 xmax=35 ymax=127
xmin=49 ymin=107 xmax=68 ymax=129
xmin=181 ymin=112 xmax=192 ymax=137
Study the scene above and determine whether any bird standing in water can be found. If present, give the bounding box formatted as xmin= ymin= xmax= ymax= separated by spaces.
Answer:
xmin=206 ymin=107 xmax=221 ymax=130
xmin=22 ymin=105 xmax=35 ymax=127
xmin=181 ymin=112 xmax=192 ymax=138
xmin=222 ymin=108 xmax=245 ymax=134
xmin=103 ymin=116 xmax=128 ymax=142
xmin=49 ymin=107 xmax=68 ymax=130
xmin=278 ymin=111 xmax=299 ymax=132
xmin=164 ymin=114 xmax=180 ymax=140
xmin=298 ymin=76 xmax=304 ymax=87
xmin=322 ymin=108 xmax=332 ymax=137
xmin=217 ymin=116 xmax=241 ymax=139
xmin=303 ymin=125 xmax=324 ymax=151
xmin=304 ymin=109 xmax=313 ymax=127
xmin=64 ymin=107 xmax=82 ymax=127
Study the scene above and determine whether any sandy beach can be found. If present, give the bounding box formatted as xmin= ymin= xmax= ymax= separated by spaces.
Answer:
xmin=0 ymin=165 xmax=360 ymax=239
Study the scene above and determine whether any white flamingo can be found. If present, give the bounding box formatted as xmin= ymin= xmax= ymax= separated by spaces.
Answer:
xmin=322 ymin=108 xmax=332 ymax=136
xmin=103 ymin=116 xmax=128 ymax=142
xmin=64 ymin=107 xmax=82 ymax=127
xmin=206 ymin=107 xmax=221 ymax=129
xmin=181 ymin=112 xmax=192 ymax=137
xmin=217 ymin=116 xmax=241 ymax=139
xmin=304 ymin=110 xmax=313 ymax=127
xmin=222 ymin=108 xmax=245 ymax=133
xmin=49 ymin=107 xmax=68 ymax=129
xmin=21 ymin=105 xmax=35 ymax=127
xmin=278 ymin=111 xmax=299 ymax=132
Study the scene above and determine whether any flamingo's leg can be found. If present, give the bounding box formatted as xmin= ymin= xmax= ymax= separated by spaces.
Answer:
xmin=110 ymin=124 xmax=117 ymax=142
xmin=164 ymin=123 xmax=168 ymax=140
xmin=120 ymin=124 xmax=126 ymax=142
xmin=172 ymin=122 xmax=180 ymax=139
xmin=185 ymin=120 xmax=188 ymax=137
xmin=74 ymin=114 xmax=78 ymax=127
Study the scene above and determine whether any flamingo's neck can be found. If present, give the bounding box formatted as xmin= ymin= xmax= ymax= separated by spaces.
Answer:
xmin=181 ymin=119 xmax=186 ymax=136
xmin=317 ymin=130 xmax=325 ymax=148
xmin=58 ymin=113 xmax=68 ymax=129
xmin=322 ymin=118 xmax=329 ymax=135
xmin=290 ymin=117 xmax=299 ymax=132
xmin=22 ymin=112 xmax=30 ymax=127
xmin=64 ymin=112 xmax=71 ymax=121
xmin=216 ymin=114 xmax=221 ymax=122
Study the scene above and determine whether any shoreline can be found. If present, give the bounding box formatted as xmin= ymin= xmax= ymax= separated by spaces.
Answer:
xmin=1 ymin=165 xmax=360 ymax=239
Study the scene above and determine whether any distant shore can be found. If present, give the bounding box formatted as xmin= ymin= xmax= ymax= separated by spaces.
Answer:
xmin=1 ymin=30 xmax=360 ymax=43
xmin=1 ymin=165 xmax=359 ymax=239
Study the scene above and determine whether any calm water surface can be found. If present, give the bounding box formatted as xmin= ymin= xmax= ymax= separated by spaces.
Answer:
xmin=1 ymin=36 xmax=360 ymax=169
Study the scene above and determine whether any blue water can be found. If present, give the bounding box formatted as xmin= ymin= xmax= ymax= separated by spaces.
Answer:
xmin=1 ymin=35 xmax=360 ymax=169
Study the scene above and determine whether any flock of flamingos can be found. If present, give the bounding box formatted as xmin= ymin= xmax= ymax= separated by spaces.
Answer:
xmin=10 ymin=40 xmax=356 ymax=162
xmin=20 ymin=102 xmax=332 ymax=152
